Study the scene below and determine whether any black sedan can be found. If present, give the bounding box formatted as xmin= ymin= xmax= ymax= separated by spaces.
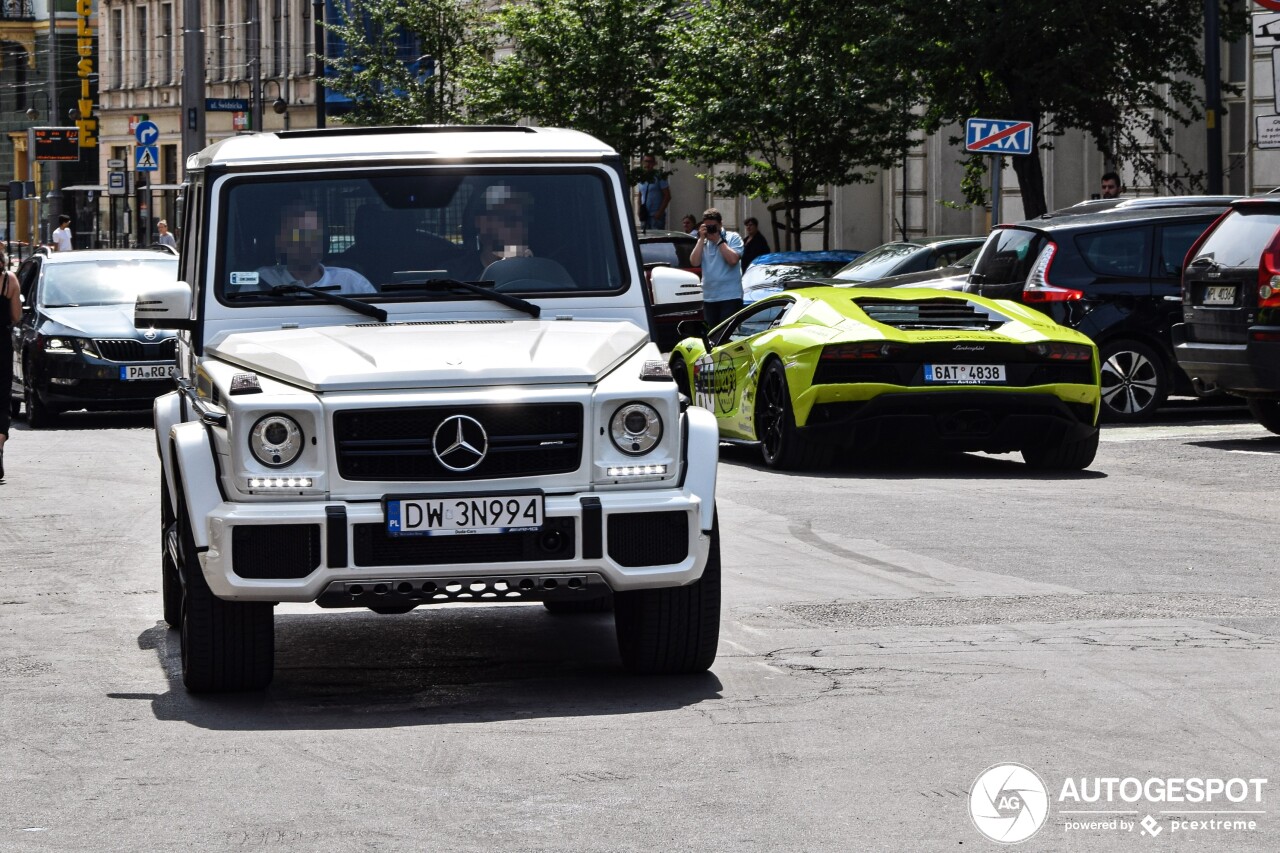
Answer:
xmin=10 ymin=249 xmax=180 ymax=426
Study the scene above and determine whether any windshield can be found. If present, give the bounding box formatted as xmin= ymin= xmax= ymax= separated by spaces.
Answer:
xmin=217 ymin=169 xmax=627 ymax=305
xmin=742 ymin=262 xmax=843 ymax=289
xmin=41 ymin=258 xmax=179 ymax=308
xmin=832 ymin=243 xmax=922 ymax=281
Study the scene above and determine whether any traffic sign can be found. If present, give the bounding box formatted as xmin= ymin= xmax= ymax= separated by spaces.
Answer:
xmin=1256 ymin=12 xmax=1280 ymax=45
xmin=135 ymin=120 xmax=160 ymax=146
xmin=135 ymin=145 xmax=159 ymax=171
xmin=1257 ymin=0 xmax=1280 ymax=12
xmin=965 ymin=118 xmax=1034 ymax=156
xmin=108 ymin=171 xmax=126 ymax=197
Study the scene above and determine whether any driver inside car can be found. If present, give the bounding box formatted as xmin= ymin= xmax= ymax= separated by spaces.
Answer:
xmin=449 ymin=184 xmax=535 ymax=281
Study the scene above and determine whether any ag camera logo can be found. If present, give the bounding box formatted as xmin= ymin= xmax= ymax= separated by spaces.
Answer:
xmin=970 ymin=763 xmax=1050 ymax=843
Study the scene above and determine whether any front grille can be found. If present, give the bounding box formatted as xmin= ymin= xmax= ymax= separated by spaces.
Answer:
xmin=353 ymin=517 xmax=575 ymax=567
xmin=853 ymin=298 xmax=1006 ymax=330
xmin=94 ymin=338 xmax=177 ymax=362
xmin=607 ymin=511 xmax=688 ymax=567
xmin=232 ymin=524 xmax=321 ymax=579
xmin=335 ymin=403 xmax=583 ymax=481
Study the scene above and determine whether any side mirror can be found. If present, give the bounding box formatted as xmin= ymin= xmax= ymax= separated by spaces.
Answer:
xmin=136 ymin=280 xmax=195 ymax=330
xmin=676 ymin=318 xmax=713 ymax=352
xmin=649 ymin=265 xmax=701 ymax=307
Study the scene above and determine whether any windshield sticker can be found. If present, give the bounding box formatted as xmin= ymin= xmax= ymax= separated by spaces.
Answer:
xmin=230 ymin=271 xmax=260 ymax=286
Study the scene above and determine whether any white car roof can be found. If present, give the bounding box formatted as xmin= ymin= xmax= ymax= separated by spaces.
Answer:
xmin=190 ymin=126 xmax=617 ymax=171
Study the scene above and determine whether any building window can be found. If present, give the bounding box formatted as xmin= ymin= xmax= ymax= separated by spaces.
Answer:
xmin=213 ymin=0 xmax=226 ymax=81
xmin=271 ymin=0 xmax=283 ymax=77
xmin=111 ymin=9 xmax=123 ymax=89
xmin=136 ymin=6 xmax=149 ymax=86
xmin=161 ymin=4 xmax=174 ymax=85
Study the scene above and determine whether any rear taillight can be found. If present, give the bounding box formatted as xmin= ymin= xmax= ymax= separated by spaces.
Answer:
xmin=821 ymin=342 xmax=908 ymax=361
xmin=1257 ymin=226 xmax=1280 ymax=308
xmin=1022 ymin=242 xmax=1083 ymax=303
xmin=1251 ymin=329 xmax=1280 ymax=343
xmin=1026 ymin=342 xmax=1092 ymax=362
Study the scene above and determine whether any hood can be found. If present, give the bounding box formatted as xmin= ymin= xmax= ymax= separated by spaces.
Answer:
xmin=208 ymin=319 xmax=649 ymax=392
xmin=42 ymin=304 xmax=173 ymax=339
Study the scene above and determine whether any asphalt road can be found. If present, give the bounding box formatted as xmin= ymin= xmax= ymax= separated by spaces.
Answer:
xmin=1 ymin=399 xmax=1277 ymax=852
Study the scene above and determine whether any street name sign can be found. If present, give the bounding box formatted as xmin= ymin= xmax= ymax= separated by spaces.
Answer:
xmin=965 ymin=118 xmax=1034 ymax=156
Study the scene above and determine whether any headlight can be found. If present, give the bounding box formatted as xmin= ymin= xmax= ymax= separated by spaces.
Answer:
xmin=248 ymin=414 xmax=304 ymax=468
xmin=40 ymin=336 xmax=99 ymax=356
xmin=609 ymin=402 xmax=662 ymax=456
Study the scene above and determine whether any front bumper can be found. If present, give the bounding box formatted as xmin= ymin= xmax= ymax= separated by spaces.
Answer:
xmin=33 ymin=354 xmax=174 ymax=409
xmin=199 ymin=488 xmax=711 ymax=602
xmin=1172 ymin=323 xmax=1280 ymax=396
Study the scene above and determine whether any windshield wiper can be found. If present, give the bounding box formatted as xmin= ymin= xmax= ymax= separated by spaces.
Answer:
xmin=269 ymin=283 xmax=388 ymax=323
xmin=381 ymin=277 xmax=541 ymax=318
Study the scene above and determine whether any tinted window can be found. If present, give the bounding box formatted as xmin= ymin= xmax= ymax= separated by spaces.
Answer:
xmin=833 ymin=243 xmax=921 ymax=281
xmin=971 ymin=228 xmax=1044 ymax=284
xmin=1074 ymin=226 xmax=1150 ymax=278
xmin=1156 ymin=221 xmax=1213 ymax=277
xmin=1192 ymin=210 xmax=1280 ymax=267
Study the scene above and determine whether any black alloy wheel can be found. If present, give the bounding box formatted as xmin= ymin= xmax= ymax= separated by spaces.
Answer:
xmin=755 ymin=360 xmax=829 ymax=470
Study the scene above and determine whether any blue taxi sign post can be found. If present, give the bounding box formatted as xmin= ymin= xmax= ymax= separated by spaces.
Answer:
xmin=965 ymin=118 xmax=1034 ymax=226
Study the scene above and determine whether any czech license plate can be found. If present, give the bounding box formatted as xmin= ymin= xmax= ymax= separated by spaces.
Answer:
xmin=1203 ymin=285 xmax=1236 ymax=306
xmin=924 ymin=364 xmax=1006 ymax=384
xmin=120 ymin=364 xmax=177 ymax=381
xmin=385 ymin=494 xmax=544 ymax=537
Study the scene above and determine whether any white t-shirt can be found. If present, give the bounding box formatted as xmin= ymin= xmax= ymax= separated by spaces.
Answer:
xmin=256 ymin=264 xmax=376 ymax=294
xmin=52 ymin=226 xmax=73 ymax=252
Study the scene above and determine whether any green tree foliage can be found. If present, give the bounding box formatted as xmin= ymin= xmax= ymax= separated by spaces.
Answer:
xmin=880 ymin=0 xmax=1249 ymax=218
xmin=324 ymin=0 xmax=492 ymax=125
xmin=661 ymin=0 xmax=919 ymax=248
xmin=462 ymin=0 xmax=680 ymax=176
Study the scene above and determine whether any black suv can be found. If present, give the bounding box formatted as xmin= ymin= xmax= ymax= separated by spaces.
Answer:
xmin=965 ymin=204 xmax=1231 ymax=421
xmin=1173 ymin=198 xmax=1280 ymax=434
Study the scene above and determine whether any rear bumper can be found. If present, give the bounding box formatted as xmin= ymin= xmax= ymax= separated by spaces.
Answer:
xmin=1172 ymin=323 xmax=1280 ymax=396
xmin=802 ymin=390 xmax=1098 ymax=453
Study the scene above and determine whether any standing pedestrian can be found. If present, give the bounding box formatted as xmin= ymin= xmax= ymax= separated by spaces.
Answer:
xmin=681 ymin=214 xmax=699 ymax=238
xmin=689 ymin=208 xmax=744 ymax=328
xmin=636 ymin=155 xmax=671 ymax=230
xmin=0 ymin=250 xmax=21 ymax=481
xmin=156 ymin=219 xmax=177 ymax=251
xmin=1100 ymin=171 xmax=1123 ymax=199
xmin=51 ymin=215 xmax=73 ymax=252
xmin=740 ymin=217 xmax=770 ymax=268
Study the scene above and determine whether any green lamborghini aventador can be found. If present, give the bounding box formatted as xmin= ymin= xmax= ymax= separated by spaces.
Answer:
xmin=669 ymin=286 xmax=1102 ymax=470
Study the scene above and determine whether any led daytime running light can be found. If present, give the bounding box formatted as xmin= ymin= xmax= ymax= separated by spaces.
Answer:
xmin=248 ymin=477 xmax=314 ymax=489
xmin=605 ymin=464 xmax=668 ymax=477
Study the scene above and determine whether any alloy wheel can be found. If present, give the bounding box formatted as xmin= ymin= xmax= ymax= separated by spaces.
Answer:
xmin=1100 ymin=348 xmax=1160 ymax=416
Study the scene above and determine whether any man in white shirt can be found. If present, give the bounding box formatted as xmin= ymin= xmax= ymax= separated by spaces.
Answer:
xmin=51 ymin=215 xmax=73 ymax=252
xmin=256 ymin=202 xmax=375 ymax=294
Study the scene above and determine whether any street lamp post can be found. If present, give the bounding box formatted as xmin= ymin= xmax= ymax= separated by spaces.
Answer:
xmin=313 ymin=0 xmax=325 ymax=128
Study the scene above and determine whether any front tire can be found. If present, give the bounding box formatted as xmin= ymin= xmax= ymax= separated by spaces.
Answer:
xmin=22 ymin=371 xmax=56 ymax=428
xmin=755 ymin=360 xmax=830 ymax=469
xmin=1022 ymin=429 xmax=1100 ymax=471
xmin=160 ymin=477 xmax=181 ymax=628
xmin=176 ymin=493 xmax=274 ymax=693
xmin=1099 ymin=340 xmax=1167 ymax=422
xmin=1247 ymin=398 xmax=1280 ymax=436
xmin=614 ymin=515 xmax=720 ymax=674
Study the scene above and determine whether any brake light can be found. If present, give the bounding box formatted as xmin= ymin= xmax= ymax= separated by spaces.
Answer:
xmin=1181 ymin=209 xmax=1230 ymax=301
xmin=1251 ymin=329 xmax=1280 ymax=343
xmin=1259 ymin=225 xmax=1280 ymax=308
xmin=821 ymin=342 xmax=908 ymax=361
xmin=1025 ymin=342 xmax=1092 ymax=362
xmin=1022 ymin=242 xmax=1083 ymax=303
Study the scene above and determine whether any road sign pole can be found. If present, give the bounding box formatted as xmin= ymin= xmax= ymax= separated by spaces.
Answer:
xmin=991 ymin=155 xmax=1002 ymax=228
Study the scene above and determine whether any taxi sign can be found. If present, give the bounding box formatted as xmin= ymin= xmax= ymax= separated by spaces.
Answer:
xmin=965 ymin=118 xmax=1034 ymax=156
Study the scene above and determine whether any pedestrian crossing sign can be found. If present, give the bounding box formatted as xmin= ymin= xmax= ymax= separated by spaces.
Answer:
xmin=135 ymin=145 xmax=159 ymax=171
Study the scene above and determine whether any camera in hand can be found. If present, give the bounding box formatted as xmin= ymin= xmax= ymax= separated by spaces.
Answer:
xmin=705 ymin=222 xmax=719 ymax=235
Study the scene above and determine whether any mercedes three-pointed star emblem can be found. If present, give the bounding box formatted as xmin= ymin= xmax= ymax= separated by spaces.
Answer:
xmin=432 ymin=414 xmax=489 ymax=472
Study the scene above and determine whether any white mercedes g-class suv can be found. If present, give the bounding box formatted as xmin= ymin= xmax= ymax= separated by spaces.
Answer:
xmin=138 ymin=126 xmax=721 ymax=692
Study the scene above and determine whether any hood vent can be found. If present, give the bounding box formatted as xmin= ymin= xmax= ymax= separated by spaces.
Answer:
xmin=853 ymin=298 xmax=1009 ymax=331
